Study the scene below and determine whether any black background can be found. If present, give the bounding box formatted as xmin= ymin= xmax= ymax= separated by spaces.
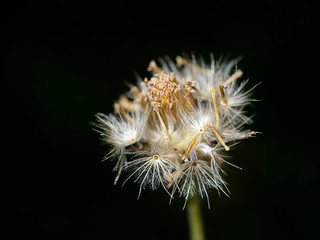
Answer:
xmin=2 ymin=1 xmax=318 ymax=239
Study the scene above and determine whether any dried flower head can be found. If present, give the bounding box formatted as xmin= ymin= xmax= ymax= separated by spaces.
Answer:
xmin=94 ymin=54 xmax=259 ymax=208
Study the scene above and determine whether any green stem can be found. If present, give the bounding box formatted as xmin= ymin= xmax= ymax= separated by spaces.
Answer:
xmin=187 ymin=195 xmax=205 ymax=240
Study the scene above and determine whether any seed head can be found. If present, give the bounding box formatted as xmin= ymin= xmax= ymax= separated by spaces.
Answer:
xmin=94 ymin=54 xmax=259 ymax=207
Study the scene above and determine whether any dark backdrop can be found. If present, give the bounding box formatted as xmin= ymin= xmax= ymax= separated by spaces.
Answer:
xmin=3 ymin=1 xmax=317 ymax=239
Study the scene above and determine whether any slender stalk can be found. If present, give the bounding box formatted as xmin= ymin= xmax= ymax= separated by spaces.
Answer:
xmin=187 ymin=195 xmax=205 ymax=240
